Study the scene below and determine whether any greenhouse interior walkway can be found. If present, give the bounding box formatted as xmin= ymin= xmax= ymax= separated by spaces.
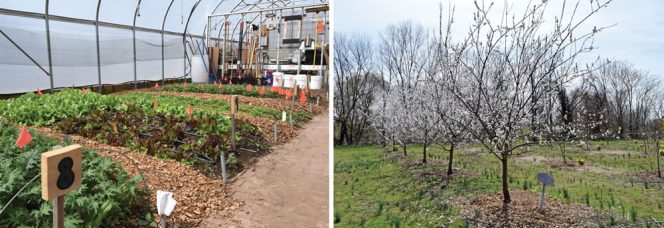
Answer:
xmin=201 ymin=111 xmax=329 ymax=228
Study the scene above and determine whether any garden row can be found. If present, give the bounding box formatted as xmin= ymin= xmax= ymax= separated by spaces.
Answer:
xmin=0 ymin=89 xmax=315 ymax=175
xmin=0 ymin=87 xmax=318 ymax=226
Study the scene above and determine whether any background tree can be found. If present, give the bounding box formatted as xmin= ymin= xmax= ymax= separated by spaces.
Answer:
xmin=333 ymin=33 xmax=379 ymax=145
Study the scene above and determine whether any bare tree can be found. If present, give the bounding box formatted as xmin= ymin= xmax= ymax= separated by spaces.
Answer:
xmin=333 ymin=33 xmax=379 ymax=145
xmin=437 ymin=1 xmax=612 ymax=211
xmin=379 ymin=21 xmax=430 ymax=155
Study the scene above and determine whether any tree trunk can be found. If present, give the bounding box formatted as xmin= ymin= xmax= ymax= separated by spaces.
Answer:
xmin=561 ymin=142 xmax=567 ymax=164
xmin=339 ymin=122 xmax=348 ymax=145
xmin=447 ymin=143 xmax=455 ymax=175
xmin=501 ymin=156 xmax=511 ymax=204
xmin=422 ymin=143 xmax=427 ymax=164
xmin=657 ymin=139 xmax=661 ymax=178
xmin=403 ymin=144 xmax=407 ymax=156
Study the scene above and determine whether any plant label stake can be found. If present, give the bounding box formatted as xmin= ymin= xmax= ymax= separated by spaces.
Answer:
xmin=282 ymin=111 xmax=287 ymax=122
xmin=289 ymin=112 xmax=293 ymax=127
xmin=316 ymin=97 xmax=319 ymax=106
xmin=156 ymin=190 xmax=176 ymax=228
xmin=536 ymin=172 xmax=554 ymax=213
xmin=41 ymin=145 xmax=82 ymax=228
xmin=274 ymin=122 xmax=278 ymax=143
xmin=230 ymin=95 xmax=239 ymax=151
xmin=220 ymin=150 xmax=228 ymax=183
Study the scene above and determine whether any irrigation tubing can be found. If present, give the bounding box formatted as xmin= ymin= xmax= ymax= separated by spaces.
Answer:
xmin=0 ymin=173 xmax=41 ymax=216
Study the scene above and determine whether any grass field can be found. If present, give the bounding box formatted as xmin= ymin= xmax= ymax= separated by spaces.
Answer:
xmin=334 ymin=141 xmax=664 ymax=227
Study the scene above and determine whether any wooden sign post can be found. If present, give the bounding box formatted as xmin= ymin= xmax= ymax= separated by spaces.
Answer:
xmin=41 ymin=145 xmax=82 ymax=228
xmin=230 ymin=95 xmax=239 ymax=151
xmin=220 ymin=95 xmax=239 ymax=184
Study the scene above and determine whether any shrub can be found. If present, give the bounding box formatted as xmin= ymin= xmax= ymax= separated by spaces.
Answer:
xmin=577 ymin=159 xmax=585 ymax=166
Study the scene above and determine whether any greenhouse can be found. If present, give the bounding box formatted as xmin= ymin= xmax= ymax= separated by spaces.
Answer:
xmin=0 ymin=0 xmax=329 ymax=227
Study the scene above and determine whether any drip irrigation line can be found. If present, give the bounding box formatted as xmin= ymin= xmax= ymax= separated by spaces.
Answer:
xmin=0 ymin=173 xmax=41 ymax=216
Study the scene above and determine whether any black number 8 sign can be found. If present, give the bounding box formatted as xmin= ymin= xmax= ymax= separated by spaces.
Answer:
xmin=41 ymin=145 xmax=82 ymax=201
xmin=56 ymin=157 xmax=75 ymax=190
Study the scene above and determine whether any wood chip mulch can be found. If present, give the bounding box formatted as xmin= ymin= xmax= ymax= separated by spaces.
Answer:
xmin=30 ymin=126 xmax=241 ymax=227
xmin=631 ymin=171 xmax=664 ymax=184
xmin=235 ymin=113 xmax=297 ymax=144
xmin=457 ymin=190 xmax=601 ymax=227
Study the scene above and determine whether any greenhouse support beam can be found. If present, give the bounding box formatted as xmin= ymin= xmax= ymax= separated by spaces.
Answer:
xmin=208 ymin=2 xmax=327 ymax=18
xmin=95 ymin=0 xmax=102 ymax=94
xmin=162 ymin=0 xmax=175 ymax=85
xmin=296 ymin=10 xmax=303 ymax=76
xmin=0 ymin=8 xmax=208 ymax=39
xmin=184 ymin=0 xmax=202 ymax=80
xmin=276 ymin=9 xmax=282 ymax=72
xmin=45 ymin=0 xmax=54 ymax=94
xmin=0 ymin=30 xmax=50 ymax=76
xmin=132 ymin=0 xmax=142 ymax=89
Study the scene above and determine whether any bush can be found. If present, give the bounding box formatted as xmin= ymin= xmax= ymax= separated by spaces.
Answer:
xmin=0 ymin=122 xmax=150 ymax=227
xmin=577 ymin=159 xmax=585 ymax=166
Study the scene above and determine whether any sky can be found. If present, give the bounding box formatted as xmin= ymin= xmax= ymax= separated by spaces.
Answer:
xmin=334 ymin=0 xmax=664 ymax=77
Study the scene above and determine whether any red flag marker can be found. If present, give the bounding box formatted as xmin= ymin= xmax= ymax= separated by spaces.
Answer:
xmin=81 ymin=87 xmax=87 ymax=95
xmin=299 ymin=90 xmax=307 ymax=104
xmin=153 ymin=98 xmax=158 ymax=109
xmin=187 ymin=105 xmax=193 ymax=118
xmin=219 ymin=82 xmax=223 ymax=90
xmin=154 ymin=83 xmax=160 ymax=89
xmin=37 ymin=88 xmax=43 ymax=95
xmin=259 ymin=87 xmax=265 ymax=95
xmin=16 ymin=127 xmax=33 ymax=149
xmin=247 ymin=84 xmax=253 ymax=92
xmin=214 ymin=80 xmax=217 ymax=85
xmin=184 ymin=81 xmax=188 ymax=88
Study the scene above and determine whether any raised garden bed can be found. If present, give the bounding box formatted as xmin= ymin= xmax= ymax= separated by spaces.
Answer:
xmin=113 ymin=92 xmax=313 ymax=126
xmin=161 ymin=83 xmax=285 ymax=99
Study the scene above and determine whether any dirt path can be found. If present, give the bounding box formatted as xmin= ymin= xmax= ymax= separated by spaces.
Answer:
xmin=200 ymin=112 xmax=329 ymax=228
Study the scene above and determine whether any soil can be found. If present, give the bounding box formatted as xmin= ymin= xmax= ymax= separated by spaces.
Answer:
xmin=514 ymin=156 xmax=619 ymax=175
xmin=200 ymin=112 xmax=329 ymax=228
xmin=457 ymin=190 xmax=601 ymax=227
xmin=630 ymin=171 xmax=664 ymax=184
xmin=30 ymin=126 xmax=241 ymax=227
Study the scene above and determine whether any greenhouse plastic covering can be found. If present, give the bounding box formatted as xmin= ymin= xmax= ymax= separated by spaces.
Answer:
xmin=0 ymin=0 xmax=327 ymax=94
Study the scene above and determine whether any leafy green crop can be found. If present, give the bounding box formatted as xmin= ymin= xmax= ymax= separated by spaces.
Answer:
xmin=162 ymin=83 xmax=284 ymax=99
xmin=0 ymin=89 xmax=126 ymax=126
xmin=0 ymin=121 xmax=150 ymax=227
xmin=114 ymin=92 xmax=312 ymax=123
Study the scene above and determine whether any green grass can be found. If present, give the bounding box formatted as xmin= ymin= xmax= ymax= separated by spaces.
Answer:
xmin=334 ymin=142 xmax=664 ymax=227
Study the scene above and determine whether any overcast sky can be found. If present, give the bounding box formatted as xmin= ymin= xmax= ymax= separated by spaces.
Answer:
xmin=334 ymin=0 xmax=664 ymax=77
